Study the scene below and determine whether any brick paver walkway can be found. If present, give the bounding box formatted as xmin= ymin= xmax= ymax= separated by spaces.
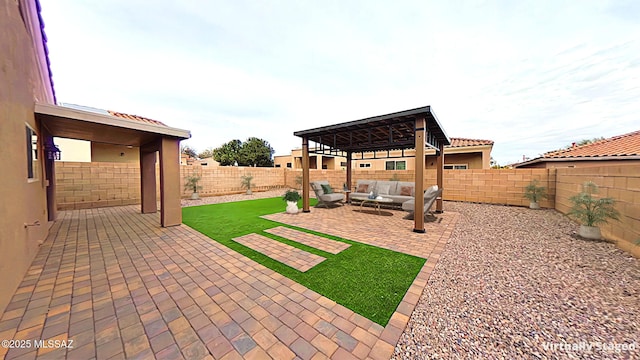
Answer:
xmin=264 ymin=227 xmax=351 ymax=255
xmin=0 ymin=204 xmax=457 ymax=359
xmin=233 ymin=233 xmax=326 ymax=272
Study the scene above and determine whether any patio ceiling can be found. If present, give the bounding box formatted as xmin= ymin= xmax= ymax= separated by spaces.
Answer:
xmin=293 ymin=106 xmax=451 ymax=154
xmin=35 ymin=103 xmax=191 ymax=146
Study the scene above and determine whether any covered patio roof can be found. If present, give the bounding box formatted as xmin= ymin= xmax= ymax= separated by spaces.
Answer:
xmin=294 ymin=106 xmax=450 ymax=155
xmin=35 ymin=103 xmax=190 ymax=146
xmin=35 ymin=102 xmax=191 ymax=227
xmin=294 ymin=106 xmax=450 ymax=233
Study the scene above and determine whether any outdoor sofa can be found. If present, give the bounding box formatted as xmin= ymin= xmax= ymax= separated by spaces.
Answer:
xmin=351 ymin=180 xmax=417 ymax=205
xmin=352 ymin=180 xmax=441 ymax=216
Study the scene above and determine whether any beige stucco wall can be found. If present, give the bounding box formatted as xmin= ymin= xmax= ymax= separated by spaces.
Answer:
xmin=91 ymin=142 xmax=140 ymax=163
xmin=0 ymin=0 xmax=55 ymax=314
xmin=278 ymin=146 xmax=492 ymax=171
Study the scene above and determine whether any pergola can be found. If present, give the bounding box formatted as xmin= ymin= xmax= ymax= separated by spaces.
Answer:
xmin=294 ymin=106 xmax=450 ymax=233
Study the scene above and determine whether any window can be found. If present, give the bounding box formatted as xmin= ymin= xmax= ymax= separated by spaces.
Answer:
xmin=286 ymin=162 xmax=292 ymax=168
xmin=359 ymin=163 xmax=371 ymax=168
xmin=444 ymin=164 xmax=468 ymax=170
xmin=340 ymin=162 xmax=347 ymax=167
xmin=385 ymin=160 xmax=406 ymax=170
xmin=26 ymin=125 xmax=39 ymax=180
xmin=275 ymin=164 xmax=281 ymax=168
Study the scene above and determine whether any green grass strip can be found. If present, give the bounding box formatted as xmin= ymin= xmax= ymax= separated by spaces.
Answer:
xmin=182 ymin=197 xmax=425 ymax=326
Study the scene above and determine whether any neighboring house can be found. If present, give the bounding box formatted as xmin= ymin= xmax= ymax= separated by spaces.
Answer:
xmin=515 ymin=130 xmax=640 ymax=168
xmin=0 ymin=0 xmax=190 ymax=314
xmin=274 ymin=137 xmax=494 ymax=170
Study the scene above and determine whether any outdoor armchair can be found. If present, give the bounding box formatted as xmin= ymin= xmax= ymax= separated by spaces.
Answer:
xmin=402 ymin=185 xmax=442 ymax=220
xmin=310 ymin=181 xmax=345 ymax=208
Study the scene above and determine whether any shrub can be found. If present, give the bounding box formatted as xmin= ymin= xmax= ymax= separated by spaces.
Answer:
xmin=282 ymin=190 xmax=302 ymax=202
xmin=523 ymin=179 xmax=548 ymax=203
xmin=568 ymin=181 xmax=620 ymax=227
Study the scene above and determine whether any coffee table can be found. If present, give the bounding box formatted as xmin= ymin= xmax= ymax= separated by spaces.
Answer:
xmin=351 ymin=196 xmax=394 ymax=215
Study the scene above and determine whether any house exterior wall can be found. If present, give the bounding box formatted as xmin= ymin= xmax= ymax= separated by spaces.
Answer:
xmin=0 ymin=0 xmax=55 ymax=313
xmin=91 ymin=142 xmax=140 ymax=163
xmin=277 ymin=146 xmax=492 ymax=171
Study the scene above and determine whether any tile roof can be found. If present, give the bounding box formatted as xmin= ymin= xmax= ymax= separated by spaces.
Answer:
xmin=448 ymin=138 xmax=494 ymax=147
xmin=107 ymin=110 xmax=168 ymax=127
xmin=543 ymin=130 xmax=640 ymax=158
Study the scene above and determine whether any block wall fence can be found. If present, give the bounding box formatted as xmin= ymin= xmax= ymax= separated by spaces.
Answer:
xmin=55 ymin=162 xmax=639 ymax=257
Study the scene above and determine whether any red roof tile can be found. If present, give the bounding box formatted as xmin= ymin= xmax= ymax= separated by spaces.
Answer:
xmin=107 ymin=110 xmax=167 ymax=127
xmin=448 ymin=138 xmax=494 ymax=147
xmin=543 ymin=130 xmax=640 ymax=158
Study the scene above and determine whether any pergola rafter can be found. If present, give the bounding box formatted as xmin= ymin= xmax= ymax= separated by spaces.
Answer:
xmin=294 ymin=106 xmax=450 ymax=233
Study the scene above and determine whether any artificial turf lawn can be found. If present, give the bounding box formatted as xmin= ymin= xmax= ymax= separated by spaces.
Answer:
xmin=182 ymin=197 xmax=426 ymax=326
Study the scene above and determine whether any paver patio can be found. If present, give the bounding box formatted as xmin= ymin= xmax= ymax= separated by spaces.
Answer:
xmin=0 ymin=203 xmax=457 ymax=359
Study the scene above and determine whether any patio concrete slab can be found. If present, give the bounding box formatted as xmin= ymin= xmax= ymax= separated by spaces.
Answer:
xmin=0 ymin=204 xmax=457 ymax=359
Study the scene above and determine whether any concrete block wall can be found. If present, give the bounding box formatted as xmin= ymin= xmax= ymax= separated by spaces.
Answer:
xmin=56 ymin=162 xmax=140 ymax=210
xmin=54 ymin=162 xmax=639 ymax=258
xmin=180 ymin=165 xmax=286 ymax=197
xmin=444 ymin=169 xmax=555 ymax=208
xmin=555 ymin=166 xmax=640 ymax=258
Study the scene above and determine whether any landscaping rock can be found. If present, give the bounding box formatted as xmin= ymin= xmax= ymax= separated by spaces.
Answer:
xmin=394 ymin=202 xmax=640 ymax=359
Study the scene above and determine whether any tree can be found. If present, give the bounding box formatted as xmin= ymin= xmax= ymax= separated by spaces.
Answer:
xmin=197 ymin=148 xmax=215 ymax=159
xmin=180 ymin=145 xmax=197 ymax=158
xmin=213 ymin=139 xmax=242 ymax=166
xmin=564 ymin=137 xmax=605 ymax=149
xmin=239 ymin=137 xmax=274 ymax=167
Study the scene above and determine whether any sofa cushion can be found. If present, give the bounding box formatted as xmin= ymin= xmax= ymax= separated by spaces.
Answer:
xmin=399 ymin=185 xmax=413 ymax=196
xmin=376 ymin=183 xmax=391 ymax=195
xmin=311 ymin=181 xmax=330 ymax=196
xmin=320 ymin=193 xmax=344 ymax=202
xmin=356 ymin=183 xmax=370 ymax=193
xmin=394 ymin=182 xmax=413 ymax=195
xmin=321 ymin=184 xmax=334 ymax=194
xmin=423 ymin=185 xmax=438 ymax=199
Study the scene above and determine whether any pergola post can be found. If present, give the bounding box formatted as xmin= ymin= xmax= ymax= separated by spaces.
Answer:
xmin=140 ymin=142 xmax=158 ymax=214
xmin=436 ymin=142 xmax=444 ymax=213
xmin=159 ymin=137 xmax=181 ymax=227
xmin=302 ymin=137 xmax=310 ymax=213
xmin=346 ymin=151 xmax=352 ymax=203
xmin=413 ymin=117 xmax=426 ymax=233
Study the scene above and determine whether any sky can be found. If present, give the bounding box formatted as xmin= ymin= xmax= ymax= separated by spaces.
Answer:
xmin=40 ymin=0 xmax=640 ymax=165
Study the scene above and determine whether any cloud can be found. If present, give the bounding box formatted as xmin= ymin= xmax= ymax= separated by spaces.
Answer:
xmin=41 ymin=0 xmax=640 ymax=164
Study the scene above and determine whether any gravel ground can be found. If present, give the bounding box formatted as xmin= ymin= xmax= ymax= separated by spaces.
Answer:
xmin=181 ymin=189 xmax=291 ymax=207
xmin=394 ymin=202 xmax=640 ymax=360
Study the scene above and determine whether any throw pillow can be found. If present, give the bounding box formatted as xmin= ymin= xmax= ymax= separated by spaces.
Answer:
xmin=356 ymin=184 xmax=369 ymax=193
xmin=400 ymin=185 xmax=413 ymax=196
xmin=377 ymin=184 xmax=391 ymax=195
xmin=321 ymin=184 xmax=333 ymax=194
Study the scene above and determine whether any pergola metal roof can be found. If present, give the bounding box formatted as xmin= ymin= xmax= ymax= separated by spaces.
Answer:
xmin=294 ymin=106 xmax=450 ymax=155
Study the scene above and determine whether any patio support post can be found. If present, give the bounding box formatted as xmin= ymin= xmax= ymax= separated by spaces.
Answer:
xmin=140 ymin=143 xmax=158 ymax=214
xmin=159 ymin=137 xmax=182 ymax=227
xmin=302 ymin=137 xmax=310 ymax=213
xmin=346 ymin=151 xmax=352 ymax=203
xmin=414 ymin=117 xmax=426 ymax=233
xmin=436 ymin=141 xmax=444 ymax=213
